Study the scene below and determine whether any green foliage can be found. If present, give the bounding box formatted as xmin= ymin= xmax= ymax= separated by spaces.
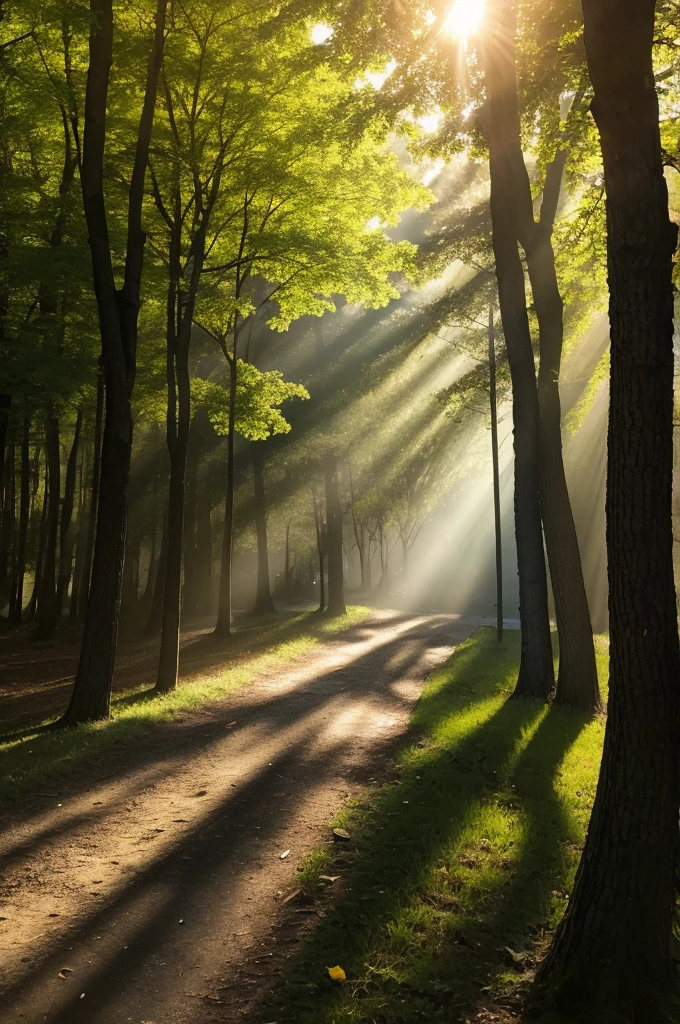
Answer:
xmin=191 ymin=364 xmax=309 ymax=441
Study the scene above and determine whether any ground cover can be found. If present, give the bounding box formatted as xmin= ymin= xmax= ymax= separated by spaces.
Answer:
xmin=265 ymin=628 xmax=610 ymax=1024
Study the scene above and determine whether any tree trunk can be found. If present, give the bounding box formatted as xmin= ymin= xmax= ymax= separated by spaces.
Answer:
xmin=483 ymin=6 xmax=554 ymax=698
xmin=56 ymin=408 xmax=83 ymax=617
xmin=181 ymin=426 xmax=199 ymax=619
xmin=77 ymin=367 xmax=104 ymax=618
xmin=144 ymin=509 xmax=167 ymax=635
xmin=69 ymin=452 xmax=88 ymax=620
xmin=0 ymin=432 xmax=14 ymax=600
xmin=34 ymin=415 xmax=60 ymax=640
xmin=9 ymin=416 xmax=30 ymax=623
xmin=215 ymin=346 xmax=238 ymax=637
xmin=488 ymin=306 xmax=503 ymax=643
xmin=60 ymin=0 xmax=167 ymax=725
xmin=535 ymin=1 xmax=680 ymax=1017
xmin=28 ymin=451 xmax=48 ymax=621
xmin=195 ymin=469 xmax=213 ymax=615
xmin=324 ymin=453 xmax=346 ymax=617
xmin=251 ymin=443 xmax=275 ymax=616
xmin=313 ymin=496 xmax=325 ymax=613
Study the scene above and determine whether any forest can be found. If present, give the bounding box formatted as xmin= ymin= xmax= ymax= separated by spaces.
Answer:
xmin=0 ymin=0 xmax=678 ymax=1022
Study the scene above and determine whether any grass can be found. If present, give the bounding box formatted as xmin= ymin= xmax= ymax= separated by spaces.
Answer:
xmin=266 ymin=627 xmax=609 ymax=1024
xmin=0 ymin=605 xmax=370 ymax=806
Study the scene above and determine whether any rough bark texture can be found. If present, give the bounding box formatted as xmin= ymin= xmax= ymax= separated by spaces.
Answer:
xmin=483 ymin=7 xmax=554 ymax=698
xmin=76 ymin=368 xmax=103 ymax=619
xmin=324 ymin=453 xmax=346 ymax=618
xmin=535 ymin=1 xmax=680 ymax=1018
xmin=251 ymin=443 xmax=275 ymax=616
xmin=61 ymin=0 xmax=167 ymax=724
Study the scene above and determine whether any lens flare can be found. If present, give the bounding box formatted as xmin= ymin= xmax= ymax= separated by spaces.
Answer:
xmin=444 ymin=0 xmax=485 ymax=43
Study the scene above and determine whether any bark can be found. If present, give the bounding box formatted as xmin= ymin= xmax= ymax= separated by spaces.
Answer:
xmin=194 ymin=467 xmax=213 ymax=614
xmin=535 ymin=1 xmax=680 ymax=1017
xmin=61 ymin=0 xmax=167 ymax=724
xmin=215 ymin=343 xmax=238 ymax=637
xmin=69 ymin=453 xmax=88 ymax=620
xmin=324 ymin=453 xmax=346 ymax=617
xmin=313 ymin=495 xmax=325 ymax=613
xmin=488 ymin=307 xmax=503 ymax=643
xmin=56 ymin=409 xmax=83 ymax=616
xmin=251 ymin=443 xmax=275 ymax=616
xmin=28 ymin=452 xmax=48 ymax=621
xmin=8 ymin=417 xmax=30 ymax=623
xmin=33 ymin=416 xmax=60 ymax=640
xmin=483 ymin=6 xmax=554 ymax=698
xmin=77 ymin=367 xmax=104 ymax=618
xmin=182 ymin=428 xmax=199 ymax=618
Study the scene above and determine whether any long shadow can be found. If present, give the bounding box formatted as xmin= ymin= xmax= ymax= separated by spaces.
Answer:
xmin=0 ymin=617 xmax=467 ymax=1021
xmin=257 ymin=632 xmax=549 ymax=1023
xmin=0 ymin=615 xmax=454 ymax=866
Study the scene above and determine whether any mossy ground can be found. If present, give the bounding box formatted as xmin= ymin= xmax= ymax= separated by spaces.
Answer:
xmin=267 ymin=627 xmax=610 ymax=1024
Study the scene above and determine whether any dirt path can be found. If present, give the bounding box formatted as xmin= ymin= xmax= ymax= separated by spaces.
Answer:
xmin=0 ymin=610 xmax=484 ymax=1024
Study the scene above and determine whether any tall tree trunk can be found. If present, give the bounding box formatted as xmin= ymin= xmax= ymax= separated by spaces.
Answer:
xmin=9 ymin=416 xmax=30 ymax=623
xmin=61 ymin=0 xmax=167 ymax=725
xmin=77 ymin=368 xmax=104 ymax=618
xmin=215 ymin=344 xmax=238 ymax=637
xmin=251 ymin=443 xmax=275 ymax=616
xmin=28 ymin=451 xmax=48 ymax=621
xmin=34 ymin=416 xmax=60 ymax=640
xmin=0 ymin=432 xmax=14 ymax=599
xmin=56 ymin=409 xmax=83 ymax=616
xmin=69 ymin=453 xmax=88 ymax=620
xmin=536 ymin=2 xmax=680 ymax=1017
xmin=0 ymin=393 xmax=11 ymax=521
xmin=313 ymin=495 xmax=325 ymax=613
xmin=144 ymin=509 xmax=167 ymax=635
xmin=283 ymin=521 xmax=292 ymax=598
xmin=181 ymin=426 xmax=199 ymax=618
xmin=488 ymin=306 xmax=503 ymax=643
xmin=483 ymin=6 xmax=554 ymax=698
xmin=195 ymin=468 xmax=213 ymax=615
xmin=324 ymin=453 xmax=346 ymax=617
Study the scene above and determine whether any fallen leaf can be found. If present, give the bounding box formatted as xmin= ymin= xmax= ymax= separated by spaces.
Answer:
xmin=327 ymin=965 xmax=346 ymax=982
xmin=279 ymin=850 xmax=291 ymax=860
xmin=226 ymin=721 xmax=238 ymax=728
xmin=319 ymin=875 xmax=340 ymax=883
xmin=280 ymin=888 xmax=303 ymax=906
xmin=332 ymin=828 xmax=351 ymax=842
xmin=58 ymin=969 xmax=73 ymax=979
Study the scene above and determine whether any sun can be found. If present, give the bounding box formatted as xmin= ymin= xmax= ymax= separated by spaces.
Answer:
xmin=443 ymin=0 xmax=485 ymax=43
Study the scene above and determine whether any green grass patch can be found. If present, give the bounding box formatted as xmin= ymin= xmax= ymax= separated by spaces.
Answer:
xmin=269 ymin=627 xmax=608 ymax=1024
xmin=0 ymin=606 xmax=370 ymax=806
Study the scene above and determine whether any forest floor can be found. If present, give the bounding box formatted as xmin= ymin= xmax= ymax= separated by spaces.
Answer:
xmin=0 ymin=608 xmax=494 ymax=1024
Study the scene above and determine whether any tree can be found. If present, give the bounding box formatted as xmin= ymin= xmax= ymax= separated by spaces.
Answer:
xmin=534 ymin=1 xmax=680 ymax=1018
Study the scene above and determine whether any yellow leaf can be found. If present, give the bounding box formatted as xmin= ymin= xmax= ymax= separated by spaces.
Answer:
xmin=328 ymin=965 xmax=346 ymax=982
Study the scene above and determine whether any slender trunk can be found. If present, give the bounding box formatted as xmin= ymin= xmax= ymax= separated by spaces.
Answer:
xmin=181 ymin=426 xmax=199 ymax=618
xmin=56 ymin=408 xmax=83 ymax=616
xmin=9 ymin=417 xmax=30 ymax=623
xmin=69 ymin=453 xmax=88 ymax=620
xmin=77 ymin=368 xmax=103 ymax=618
xmin=483 ymin=7 xmax=554 ymax=698
xmin=61 ymin=0 xmax=168 ymax=725
xmin=0 ymin=434 xmax=14 ymax=596
xmin=488 ymin=306 xmax=503 ymax=643
xmin=536 ymin=2 xmax=680 ymax=1016
xmin=314 ymin=495 xmax=325 ymax=613
xmin=0 ymin=394 xmax=10 ymax=521
xmin=28 ymin=452 xmax=48 ymax=620
xmin=324 ymin=453 xmax=346 ymax=617
xmin=251 ymin=443 xmax=275 ymax=616
xmin=144 ymin=508 xmax=167 ymax=635
xmin=284 ymin=522 xmax=291 ymax=597
xmin=215 ymin=346 xmax=238 ymax=637
xmin=195 ymin=468 xmax=213 ymax=614
xmin=34 ymin=415 xmax=60 ymax=640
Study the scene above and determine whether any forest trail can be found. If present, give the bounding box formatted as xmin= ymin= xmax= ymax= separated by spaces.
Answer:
xmin=0 ymin=610 xmax=487 ymax=1024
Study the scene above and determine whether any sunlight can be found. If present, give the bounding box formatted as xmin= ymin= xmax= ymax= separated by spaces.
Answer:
xmin=310 ymin=22 xmax=334 ymax=44
xmin=443 ymin=0 xmax=485 ymax=43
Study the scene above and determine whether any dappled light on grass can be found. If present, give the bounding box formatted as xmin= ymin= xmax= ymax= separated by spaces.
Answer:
xmin=265 ymin=629 xmax=607 ymax=1024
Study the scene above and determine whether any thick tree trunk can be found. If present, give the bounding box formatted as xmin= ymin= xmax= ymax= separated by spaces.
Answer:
xmin=56 ymin=409 xmax=83 ymax=617
xmin=9 ymin=417 xmax=30 ymax=623
xmin=251 ymin=443 xmax=275 ymax=616
xmin=488 ymin=307 xmax=503 ymax=643
xmin=483 ymin=10 xmax=554 ymax=698
xmin=60 ymin=0 xmax=167 ymax=725
xmin=77 ymin=368 xmax=103 ymax=618
xmin=324 ymin=453 xmax=346 ymax=617
xmin=535 ymin=2 xmax=680 ymax=1018
xmin=34 ymin=416 xmax=60 ymax=640
xmin=215 ymin=348 xmax=238 ymax=637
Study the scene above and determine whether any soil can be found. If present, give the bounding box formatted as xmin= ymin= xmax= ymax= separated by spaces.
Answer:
xmin=0 ymin=610 xmax=485 ymax=1024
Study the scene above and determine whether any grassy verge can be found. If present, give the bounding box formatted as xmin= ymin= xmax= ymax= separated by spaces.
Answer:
xmin=267 ymin=628 xmax=609 ymax=1024
xmin=0 ymin=606 xmax=370 ymax=806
